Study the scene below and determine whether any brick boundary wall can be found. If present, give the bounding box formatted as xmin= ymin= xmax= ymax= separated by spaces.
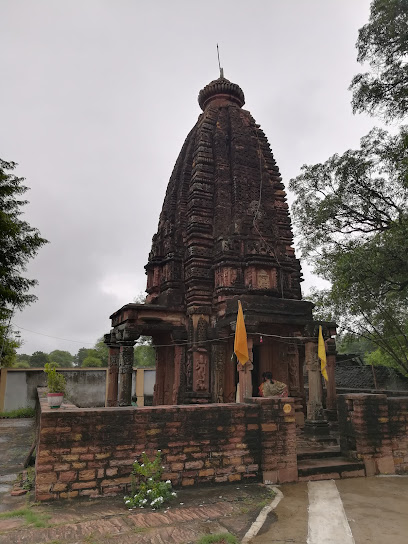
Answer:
xmin=388 ymin=397 xmax=408 ymax=474
xmin=35 ymin=389 xmax=297 ymax=501
xmin=337 ymin=393 xmax=408 ymax=476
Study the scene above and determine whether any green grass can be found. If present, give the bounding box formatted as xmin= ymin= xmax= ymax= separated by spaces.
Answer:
xmin=257 ymin=487 xmax=277 ymax=508
xmin=0 ymin=508 xmax=50 ymax=528
xmin=195 ymin=533 xmax=238 ymax=544
xmin=0 ymin=407 xmax=36 ymax=418
xmin=133 ymin=526 xmax=149 ymax=534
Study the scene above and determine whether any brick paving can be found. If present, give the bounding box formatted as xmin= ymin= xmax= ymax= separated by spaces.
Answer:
xmin=0 ymin=480 xmax=271 ymax=543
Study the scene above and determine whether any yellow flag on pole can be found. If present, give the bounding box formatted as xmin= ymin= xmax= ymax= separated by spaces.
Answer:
xmin=318 ymin=325 xmax=328 ymax=381
xmin=234 ymin=300 xmax=249 ymax=365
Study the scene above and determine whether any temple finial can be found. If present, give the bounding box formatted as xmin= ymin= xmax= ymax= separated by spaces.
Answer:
xmin=217 ymin=44 xmax=224 ymax=78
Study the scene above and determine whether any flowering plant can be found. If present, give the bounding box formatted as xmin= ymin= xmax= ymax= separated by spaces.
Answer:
xmin=124 ymin=450 xmax=176 ymax=510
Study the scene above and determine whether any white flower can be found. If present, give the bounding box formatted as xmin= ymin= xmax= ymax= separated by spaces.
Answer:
xmin=172 ymin=492 xmax=177 ymax=496
xmin=158 ymin=449 xmax=161 ymax=452
xmin=141 ymin=464 xmax=144 ymax=467
xmin=149 ymin=477 xmax=153 ymax=481
xmin=166 ymin=480 xmax=171 ymax=484
xmin=147 ymin=489 xmax=152 ymax=494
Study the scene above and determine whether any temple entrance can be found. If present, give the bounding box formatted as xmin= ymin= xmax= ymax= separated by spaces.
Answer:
xmin=258 ymin=338 xmax=290 ymax=387
xmin=252 ymin=345 xmax=260 ymax=397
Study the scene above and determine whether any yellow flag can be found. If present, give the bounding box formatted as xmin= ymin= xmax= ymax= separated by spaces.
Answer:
xmin=318 ymin=325 xmax=328 ymax=381
xmin=234 ymin=300 xmax=249 ymax=365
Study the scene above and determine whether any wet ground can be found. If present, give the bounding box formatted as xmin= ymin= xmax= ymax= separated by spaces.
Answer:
xmin=1 ymin=416 xmax=408 ymax=543
xmin=0 ymin=418 xmax=34 ymax=514
xmin=252 ymin=476 xmax=408 ymax=544
xmin=0 ymin=415 xmax=273 ymax=543
xmin=0 ymin=483 xmax=273 ymax=543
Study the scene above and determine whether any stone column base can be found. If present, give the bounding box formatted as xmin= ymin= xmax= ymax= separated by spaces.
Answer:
xmin=304 ymin=419 xmax=331 ymax=437
xmin=324 ymin=408 xmax=338 ymax=422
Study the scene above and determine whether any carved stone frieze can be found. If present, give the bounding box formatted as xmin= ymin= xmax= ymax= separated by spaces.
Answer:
xmin=108 ymin=75 xmax=317 ymax=406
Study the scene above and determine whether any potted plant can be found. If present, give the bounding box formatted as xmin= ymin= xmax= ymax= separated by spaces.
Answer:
xmin=44 ymin=363 xmax=67 ymax=408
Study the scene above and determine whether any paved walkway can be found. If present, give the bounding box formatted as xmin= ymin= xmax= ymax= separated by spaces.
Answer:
xmin=0 ymin=479 xmax=272 ymax=543
xmin=1 ymin=419 xmax=408 ymax=543
xmin=0 ymin=418 xmax=34 ymax=514
xmin=252 ymin=476 xmax=408 ymax=544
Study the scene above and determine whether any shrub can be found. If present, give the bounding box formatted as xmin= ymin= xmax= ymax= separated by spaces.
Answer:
xmin=0 ymin=407 xmax=35 ymax=418
xmin=44 ymin=362 xmax=66 ymax=394
xmin=124 ymin=450 xmax=176 ymax=510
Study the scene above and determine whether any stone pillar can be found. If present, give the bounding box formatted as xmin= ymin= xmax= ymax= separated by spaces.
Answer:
xmin=172 ymin=345 xmax=183 ymax=404
xmin=106 ymin=343 xmax=120 ymax=407
xmin=118 ymin=341 xmax=135 ymax=407
xmin=325 ymin=338 xmax=337 ymax=419
xmin=212 ymin=342 xmax=226 ymax=403
xmin=237 ymin=338 xmax=253 ymax=402
xmin=304 ymin=340 xmax=329 ymax=436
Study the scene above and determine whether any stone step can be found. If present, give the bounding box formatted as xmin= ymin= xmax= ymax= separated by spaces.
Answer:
xmin=297 ymin=446 xmax=341 ymax=461
xmin=297 ymin=456 xmax=365 ymax=482
xmin=297 ymin=435 xmax=339 ymax=448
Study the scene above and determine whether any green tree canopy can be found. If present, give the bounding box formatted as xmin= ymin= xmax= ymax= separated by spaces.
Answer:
xmin=16 ymin=353 xmax=31 ymax=363
xmin=0 ymin=160 xmax=48 ymax=312
xmin=350 ymin=0 xmax=408 ymax=121
xmin=134 ymin=336 xmax=155 ymax=368
xmin=74 ymin=347 xmax=91 ymax=367
xmin=29 ymin=351 xmax=50 ymax=368
xmin=93 ymin=337 xmax=108 ymax=366
xmin=290 ymin=128 xmax=408 ymax=374
xmin=290 ymin=0 xmax=408 ymax=376
xmin=49 ymin=350 xmax=74 ymax=367
xmin=82 ymin=356 xmax=103 ymax=368
xmin=0 ymin=159 xmax=47 ymax=367
xmin=13 ymin=361 xmax=30 ymax=369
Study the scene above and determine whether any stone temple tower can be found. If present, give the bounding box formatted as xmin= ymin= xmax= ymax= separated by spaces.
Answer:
xmin=106 ymin=76 xmax=319 ymax=410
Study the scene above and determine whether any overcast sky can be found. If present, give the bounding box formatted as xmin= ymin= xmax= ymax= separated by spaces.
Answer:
xmin=1 ymin=1 xmax=377 ymax=355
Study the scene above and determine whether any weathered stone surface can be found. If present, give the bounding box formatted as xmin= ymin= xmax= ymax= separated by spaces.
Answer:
xmin=107 ymin=76 xmax=315 ymax=405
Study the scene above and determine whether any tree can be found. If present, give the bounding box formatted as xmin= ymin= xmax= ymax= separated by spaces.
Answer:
xmin=290 ymin=128 xmax=408 ymax=374
xmin=13 ymin=361 xmax=30 ymax=369
xmin=82 ymin=356 xmax=103 ymax=368
xmin=74 ymin=347 xmax=91 ymax=367
xmin=290 ymin=0 xmax=408 ymax=375
xmin=93 ymin=338 xmax=108 ymax=367
xmin=0 ymin=335 xmax=21 ymax=367
xmin=0 ymin=159 xmax=48 ymax=311
xmin=350 ymin=0 xmax=408 ymax=121
xmin=134 ymin=336 xmax=155 ymax=368
xmin=16 ymin=353 xmax=31 ymax=364
xmin=0 ymin=159 xmax=48 ymax=367
xmin=49 ymin=350 xmax=74 ymax=367
xmin=30 ymin=351 xmax=50 ymax=368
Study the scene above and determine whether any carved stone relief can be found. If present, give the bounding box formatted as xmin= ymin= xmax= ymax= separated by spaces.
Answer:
xmin=257 ymin=269 xmax=270 ymax=289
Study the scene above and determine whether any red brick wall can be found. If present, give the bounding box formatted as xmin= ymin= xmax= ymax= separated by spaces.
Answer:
xmin=388 ymin=397 xmax=408 ymax=474
xmin=35 ymin=391 xmax=297 ymax=501
xmin=245 ymin=397 xmax=297 ymax=484
xmin=338 ymin=393 xmax=408 ymax=476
